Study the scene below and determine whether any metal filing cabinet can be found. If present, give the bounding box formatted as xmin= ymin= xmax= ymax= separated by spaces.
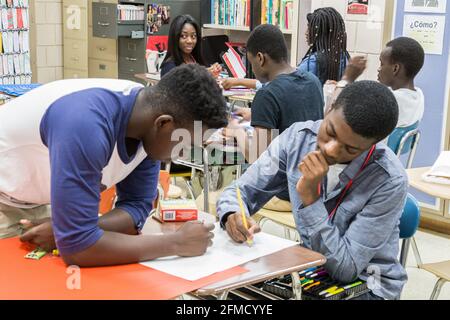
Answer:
xmin=92 ymin=0 xmax=147 ymax=82
xmin=64 ymin=0 xmax=119 ymax=79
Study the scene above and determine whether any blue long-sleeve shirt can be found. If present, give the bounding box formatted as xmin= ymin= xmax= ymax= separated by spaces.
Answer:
xmin=217 ymin=121 xmax=408 ymax=300
xmin=40 ymin=87 xmax=160 ymax=255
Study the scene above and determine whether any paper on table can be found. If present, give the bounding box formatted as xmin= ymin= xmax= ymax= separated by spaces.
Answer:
xmin=422 ymin=151 xmax=450 ymax=185
xmin=140 ymin=223 xmax=298 ymax=281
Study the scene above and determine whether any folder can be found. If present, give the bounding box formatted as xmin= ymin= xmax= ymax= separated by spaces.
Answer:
xmin=12 ymin=7 xmax=17 ymax=29
xmin=7 ymin=54 xmax=14 ymax=75
xmin=2 ymin=32 xmax=9 ymax=53
xmin=22 ymin=30 xmax=28 ymax=52
xmin=23 ymin=52 xmax=30 ymax=73
xmin=2 ymin=9 xmax=9 ymax=30
xmin=18 ymin=52 xmax=23 ymax=74
xmin=2 ymin=56 xmax=8 ymax=75
xmin=13 ymin=31 xmax=19 ymax=53
xmin=21 ymin=8 xmax=28 ymax=29
xmin=0 ymin=237 xmax=247 ymax=300
xmin=8 ymin=31 xmax=13 ymax=53
xmin=13 ymin=53 xmax=20 ymax=74
xmin=17 ymin=8 xmax=23 ymax=29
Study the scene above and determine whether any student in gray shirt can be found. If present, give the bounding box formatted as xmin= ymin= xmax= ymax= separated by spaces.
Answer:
xmin=217 ymin=81 xmax=408 ymax=300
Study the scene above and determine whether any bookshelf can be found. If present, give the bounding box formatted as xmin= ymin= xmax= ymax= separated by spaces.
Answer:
xmin=201 ymin=0 xmax=300 ymax=67
xmin=0 ymin=0 xmax=32 ymax=85
xmin=203 ymin=23 xmax=250 ymax=32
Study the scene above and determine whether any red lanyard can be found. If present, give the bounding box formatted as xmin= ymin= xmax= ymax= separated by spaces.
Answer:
xmin=323 ymin=145 xmax=376 ymax=221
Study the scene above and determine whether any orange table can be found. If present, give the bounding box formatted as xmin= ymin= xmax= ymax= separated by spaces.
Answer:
xmin=0 ymin=212 xmax=246 ymax=300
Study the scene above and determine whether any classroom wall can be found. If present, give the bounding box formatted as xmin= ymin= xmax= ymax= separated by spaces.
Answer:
xmin=393 ymin=0 xmax=450 ymax=215
xmin=310 ymin=0 xmax=391 ymax=80
xmin=30 ymin=0 xmax=64 ymax=83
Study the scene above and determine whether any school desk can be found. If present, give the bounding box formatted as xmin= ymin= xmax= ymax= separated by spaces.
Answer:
xmin=134 ymin=73 xmax=160 ymax=87
xmin=143 ymin=212 xmax=327 ymax=300
xmin=406 ymin=167 xmax=450 ymax=299
xmin=227 ymin=92 xmax=255 ymax=109
xmin=172 ymin=139 xmax=244 ymax=213
xmin=406 ymin=167 xmax=450 ymax=200
xmin=0 ymin=211 xmax=246 ymax=300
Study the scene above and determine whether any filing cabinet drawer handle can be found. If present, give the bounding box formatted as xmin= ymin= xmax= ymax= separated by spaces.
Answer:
xmin=126 ymin=57 xmax=137 ymax=62
xmin=71 ymin=57 xmax=80 ymax=61
xmin=98 ymin=47 xmax=107 ymax=51
xmin=98 ymin=22 xmax=110 ymax=26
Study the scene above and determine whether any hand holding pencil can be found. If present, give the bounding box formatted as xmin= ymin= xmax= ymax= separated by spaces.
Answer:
xmin=224 ymin=186 xmax=261 ymax=245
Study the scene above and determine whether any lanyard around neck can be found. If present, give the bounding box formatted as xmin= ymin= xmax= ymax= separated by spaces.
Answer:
xmin=321 ymin=145 xmax=376 ymax=221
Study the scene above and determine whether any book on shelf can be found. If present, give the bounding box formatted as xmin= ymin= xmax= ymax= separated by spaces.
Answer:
xmin=210 ymin=0 xmax=250 ymax=28
xmin=261 ymin=0 xmax=294 ymax=30
xmin=117 ymin=4 xmax=145 ymax=21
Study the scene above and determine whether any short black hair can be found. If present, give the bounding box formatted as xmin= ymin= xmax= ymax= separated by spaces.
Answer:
xmin=333 ymin=81 xmax=399 ymax=141
xmin=246 ymin=24 xmax=288 ymax=63
xmin=144 ymin=64 xmax=228 ymax=129
xmin=386 ymin=37 xmax=425 ymax=79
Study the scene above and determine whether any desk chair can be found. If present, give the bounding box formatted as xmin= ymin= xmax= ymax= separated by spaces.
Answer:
xmin=98 ymin=171 xmax=184 ymax=216
xmin=421 ymin=260 xmax=450 ymax=300
xmin=399 ymin=194 xmax=421 ymax=268
xmin=388 ymin=122 xmax=423 ymax=267
xmin=387 ymin=122 xmax=421 ymax=169
xmin=165 ymin=162 xmax=195 ymax=200
xmin=254 ymin=198 xmax=300 ymax=242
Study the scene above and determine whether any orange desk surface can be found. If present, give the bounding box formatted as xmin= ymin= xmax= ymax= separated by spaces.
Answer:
xmin=0 ymin=238 xmax=247 ymax=300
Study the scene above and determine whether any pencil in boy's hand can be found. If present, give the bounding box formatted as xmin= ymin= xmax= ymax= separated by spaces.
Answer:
xmin=236 ymin=185 xmax=253 ymax=246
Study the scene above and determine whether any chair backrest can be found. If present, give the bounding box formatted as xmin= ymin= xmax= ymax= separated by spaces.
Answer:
xmin=399 ymin=194 xmax=421 ymax=239
xmin=387 ymin=122 xmax=421 ymax=168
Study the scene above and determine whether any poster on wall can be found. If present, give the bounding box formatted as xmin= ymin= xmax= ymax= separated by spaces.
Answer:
xmin=403 ymin=14 xmax=446 ymax=55
xmin=404 ymin=0 xmax=447 ymax=13
xmin=147 ymin=4 xmax=171 ymax=34
xmin=347 ymin=0 xmax=369 ymax=15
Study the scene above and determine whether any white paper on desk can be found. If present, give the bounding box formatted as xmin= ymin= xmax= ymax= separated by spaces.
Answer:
xmin=422 ymin=151 xmax=450 ymax=185
xmin=140 ymin=223 xmax=297 ymax=281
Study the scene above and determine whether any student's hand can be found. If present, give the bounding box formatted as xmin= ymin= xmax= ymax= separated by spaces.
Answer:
xmin=225 ymin=212 xmax=261 ymax=244
xmin=19 ymin=218 xmax=56 ymax=252
xmin=222 ymin=118 xmax=243 ymax=138
xmin=296 ymin=151 xmax=330 ymax=207
xmin=221 ymin=78 xmax=239 ymax=90
xmin=174 ymin=221 xmax=215 ymax=257
xmin=233 ymin=107 xmax=251 ymax=121
xmin=207 ymin=63 xmax=222 ymax=78
xmin=343 ymin=55 xmax=367 ymax=83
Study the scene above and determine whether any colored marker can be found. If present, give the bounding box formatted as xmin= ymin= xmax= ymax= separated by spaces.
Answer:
xmin=319 ymin=286 xmax=338 ymax=296
xmin=304 ymin=281 xmax=321 ymax=291
xmin=344 ymin=281 xmax=363 ymax=290
xmin=325 ymin=288 xmax=345 ymax=298
xmin=301 ymin=280 xmax=314 ymax=287
xmin=299 ymin=267 xmax=317 ymax=275
xmin=310 ymin=270 xmax=328 ymax=278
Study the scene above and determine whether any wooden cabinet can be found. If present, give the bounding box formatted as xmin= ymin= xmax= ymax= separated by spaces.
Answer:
xmin=64 ymin=0 xmax=119 ymax=79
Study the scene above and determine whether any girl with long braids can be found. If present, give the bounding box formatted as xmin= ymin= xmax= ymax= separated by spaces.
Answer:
xmin=221 ymin=7 xmax=350 ymax=89
xmin=302 ymin=7 xmax=350 ymax=85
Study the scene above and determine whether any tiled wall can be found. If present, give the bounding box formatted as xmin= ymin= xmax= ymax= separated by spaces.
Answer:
xmin=310 ymin=0 xmax=392 ymax=81
xmin=30 ymin=0 xmax=63 ymax=83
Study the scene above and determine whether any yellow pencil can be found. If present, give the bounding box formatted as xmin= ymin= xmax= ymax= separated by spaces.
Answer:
xmin=236 ymin=185 xmax=253 ymax=246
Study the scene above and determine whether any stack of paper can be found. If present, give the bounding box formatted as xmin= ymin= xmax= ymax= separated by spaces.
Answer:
xmin=422 ymin=151 xmax=450 ymax=185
